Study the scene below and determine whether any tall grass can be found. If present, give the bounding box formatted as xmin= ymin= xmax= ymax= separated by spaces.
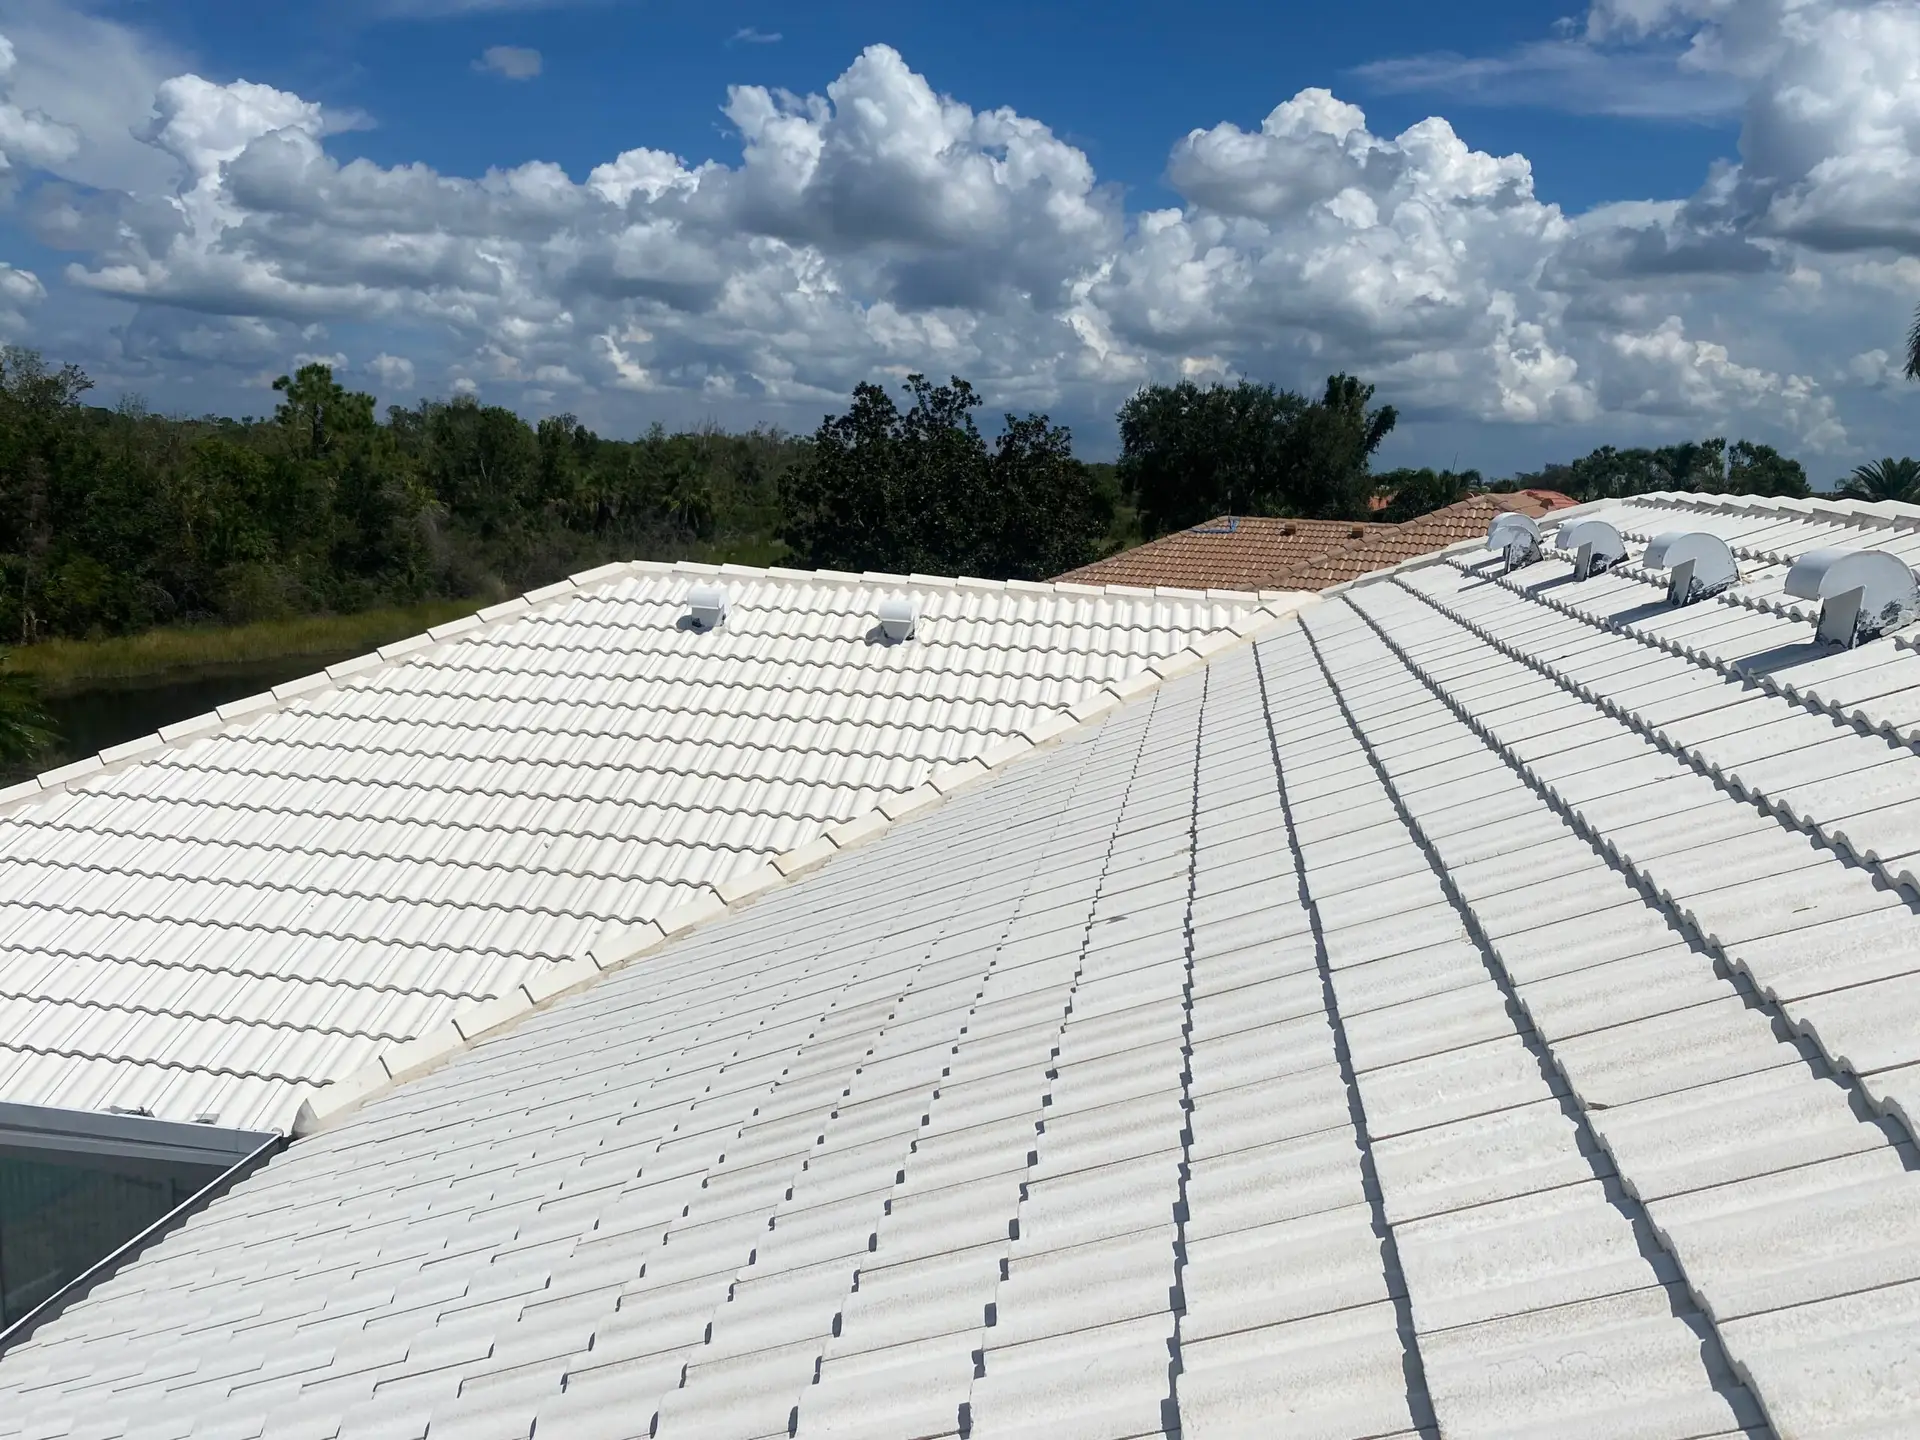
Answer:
xmin=0 ymin=662 xmax=55 ymax=765
xmin=2 ymin=601 xmax=485 ymax=692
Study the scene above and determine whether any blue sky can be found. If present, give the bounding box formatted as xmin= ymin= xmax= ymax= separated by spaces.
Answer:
xmin=0 ymin=0 xmax=1914 ymax=478
xmin=206 ymin=1 xmax=1736 ymax=210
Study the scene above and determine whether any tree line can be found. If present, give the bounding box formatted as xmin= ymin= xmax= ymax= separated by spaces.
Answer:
xmin=0 ymin=352 xmax=1404 ymax=652
xmin=1 ymin=343 xmax=1899 ymax=664
xmin=0 ymin=350 xmax=796 ymax=648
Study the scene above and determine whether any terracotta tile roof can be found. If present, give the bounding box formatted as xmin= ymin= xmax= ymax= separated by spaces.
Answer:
xmin=1059 ymin=489 xmax=1581 ymax=592
xmin=1056 ymin=516 xmax=1393 ymax=590
xmin=1282 ymin=491 xmax=1580 ymax=589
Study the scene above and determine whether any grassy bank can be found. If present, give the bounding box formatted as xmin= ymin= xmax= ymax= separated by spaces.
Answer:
xmin=2 ymin=600 xmax=486 ymax=693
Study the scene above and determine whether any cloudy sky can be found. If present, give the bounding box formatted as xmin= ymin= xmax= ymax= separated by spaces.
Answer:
xmin=0 ymin=0 xmax=1914 ymax=479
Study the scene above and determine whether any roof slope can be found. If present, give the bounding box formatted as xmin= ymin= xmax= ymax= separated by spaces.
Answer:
xmin=1056 ymin=490 xmax=1578 ymax=593
xmin=12 ymin=492 xmax=1920 ymax=1435
xmin=1055 ymin=515 xmax=1391 ymax=590
xmin=1286 ymin=491 xmax=1578 ymax=589
xmin=0 ymin=561 xmax=1295 ymax=1133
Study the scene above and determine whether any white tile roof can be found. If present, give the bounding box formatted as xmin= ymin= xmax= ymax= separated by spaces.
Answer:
xmin=0 ymin=561 xmax=1301 ymax=1133
xmin=10 ymin=492 xmax=1920 ymax=1434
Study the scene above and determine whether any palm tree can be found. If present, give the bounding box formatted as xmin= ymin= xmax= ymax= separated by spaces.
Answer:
xmin=1839 ymin=457 xmax=1920 ymax=504
xmin=0 ymin=658 xmax=55 ymax=768
xmin=1908 ymin=304 xmax=1920 ymax=380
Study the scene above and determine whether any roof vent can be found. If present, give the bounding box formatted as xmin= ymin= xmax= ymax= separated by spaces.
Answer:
xmin=686 ymin=583 xmax=728 ymax=631
xmin=1555 ymin=519 xmax=1627 ymax=580
xmin=1642 ymin=531 xmax=1738 ymax=606
xmin=876 ymin=593 xmax=918 ymax=643
xmin=1783 ymin=548 xmax=1919 ymax=647
xmin=1487 ymin=513 xmax=1541 ymax=571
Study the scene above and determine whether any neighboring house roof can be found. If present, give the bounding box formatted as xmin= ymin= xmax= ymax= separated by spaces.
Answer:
xmin=1282 ymin=491 xmax=1580 ymax=589
xmin=0 ymin=562 xmax=1301 ymax=1134
xmin=1055 ymin=515 xmax=1392 ymax=590
xmin=1059 ymin=489 xmax=1580 ymax=593
xmin=15 ymin=491 xmax=1920 ymax=1435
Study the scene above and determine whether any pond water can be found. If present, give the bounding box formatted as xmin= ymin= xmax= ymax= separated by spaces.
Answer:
xmin=19 ymin=655 xmax=355 ymax=782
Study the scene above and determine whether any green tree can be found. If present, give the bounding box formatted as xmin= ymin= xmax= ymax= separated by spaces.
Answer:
xmin=536 ymin=413 xmax=596 ymax=514
xmin=272 ymin=363 xmax=375 ymax=462
xmin=781 ymin=374 xmax=1105 ymax=579
xmin=1839 ymin=457 xmax=1920 ymax=503
xmin=422 ymin=395 xmax=541 ymax=541
xmin=331 ymin=430 xmax=434 ymax=601
xmin=976 ymin=412 xmax=1111 ymax=578
xmin=1115 ymin=380 xmax=1305 ymax=535
xmin=783 ymin=376 xmax=964 ymax=575
xmin=1374 ymin=467 xmax=1482 ymax=523
xmin=1291 ymin=374 xmax=1398 ymax=521
xmin=1114 ymin=374 xmax=1397 ymax=536
xmin=1726 ymin=441 xmax=1811 ymax=498
xmin=631 ymin=426 xmax=717 ymax=541
xmin=1907 ymin=306 xmax=1920 ymax=382
xmin=0 ymin=347 xmax=97 ymax=642
xmin=1514 ymin=436 xmax=1807 ymax=502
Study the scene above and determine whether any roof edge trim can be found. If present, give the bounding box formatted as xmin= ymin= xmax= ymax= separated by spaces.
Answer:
xmin=0 ymin=1100 xmax=276 ymax=1172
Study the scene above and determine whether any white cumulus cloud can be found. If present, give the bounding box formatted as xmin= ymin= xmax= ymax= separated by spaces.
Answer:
xmin=368 ymin=352 xmax=417 ymax=392
xmin=0 ymin=33 xmax=77 ymax=175
xmin=0 ymin=7 xmax=1914 ymax=466
xmin=475 ymin=45 xmax=541 ymax=80
xmin=0 ymin=257 xmax=43 ymax=333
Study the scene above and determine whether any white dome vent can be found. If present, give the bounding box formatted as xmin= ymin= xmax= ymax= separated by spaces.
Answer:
xmin=1487 ymin=513 xmax=1542 ymax=571
xmin=1555 ymin=519 xmax=1627 ymax=580
xmin=1784 ymin=548 xmax=1920 ymax=647
xmin=1642 ymin=531 xmax=1738 ymax=606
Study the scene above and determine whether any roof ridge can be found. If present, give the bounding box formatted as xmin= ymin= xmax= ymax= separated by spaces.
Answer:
xmin=288 ymin=591 xmax=1321 ymax=1137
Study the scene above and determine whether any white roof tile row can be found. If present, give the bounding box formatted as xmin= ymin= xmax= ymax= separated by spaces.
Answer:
xmin=0 ymin=562 xmax=1293 ymax=1132
xmin=11 ymin=494 xmax=1920 ymax=1433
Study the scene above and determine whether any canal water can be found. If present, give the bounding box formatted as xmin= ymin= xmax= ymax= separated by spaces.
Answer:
xmin=11 ymin=654 xmax=355 ymax=785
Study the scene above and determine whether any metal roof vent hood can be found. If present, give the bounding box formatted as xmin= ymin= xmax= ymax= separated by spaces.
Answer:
xmin=1784 ymin=548 xmax=1919 ymax=647
xmin=1555 ymin=519 xmax=1627 ymax=580
xmin=1487 ymin=513 xmax=1541 ymax=571
xmin=1642 ymin=531 xmax=1738 ymax=606
xmin=876 ymin=594 xmax=918 ymax=643
xmin=686 ymin=583 xmax=728 ymax=631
